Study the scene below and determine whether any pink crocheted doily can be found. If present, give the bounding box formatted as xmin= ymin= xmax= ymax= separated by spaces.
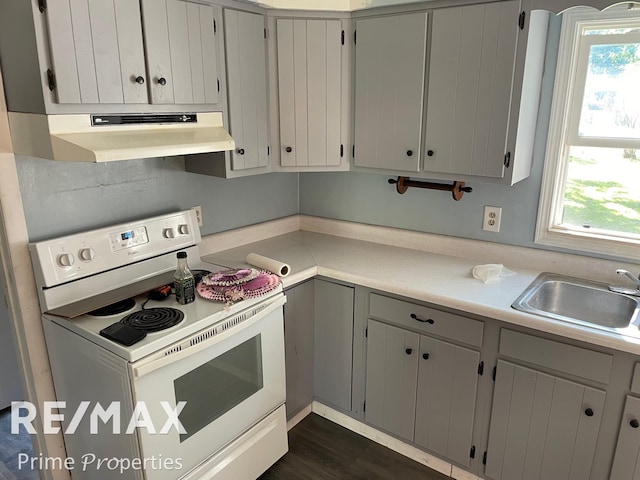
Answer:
xmin=201 ymin=268 xmax=259 ymax=287
xmin=197 ymin=269 xmax=281 ymax=303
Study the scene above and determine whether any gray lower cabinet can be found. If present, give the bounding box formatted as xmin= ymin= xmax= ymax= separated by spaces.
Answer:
xmin=610 ymin=395 xmax=640 ymax=479
xmin=415 ymin=335 xmax=479 ymax=468
xmin=485 ymin=360 xmax=606 ymax=480
xmin=314 ymin=279 xmax=354 ymax=412
xmin=283 ymin=280 xmax=315 ymax=420
xmin=365 ymin=319 xmax=419 ymax=441
xmin=365 ymin=318 xmax=480 ymax=464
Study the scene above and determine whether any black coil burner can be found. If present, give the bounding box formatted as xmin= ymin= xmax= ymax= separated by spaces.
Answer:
xmin=89 ymin=298 xmax=136 ymax=316
xmin=121 ymin=308 xmax=184 ymax=333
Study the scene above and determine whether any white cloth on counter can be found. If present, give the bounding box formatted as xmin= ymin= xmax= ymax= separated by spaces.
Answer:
xmin=246 ymin=253 xmax=290 ymax=277
xmin=471 ymin=264 xmax=516 ymax=283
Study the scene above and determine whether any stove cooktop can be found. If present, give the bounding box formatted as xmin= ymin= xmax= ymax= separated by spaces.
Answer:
xmin=44 ymin=262 xmax=284 ymax=362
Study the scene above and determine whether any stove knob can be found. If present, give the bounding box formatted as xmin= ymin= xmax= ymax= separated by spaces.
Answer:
xmin=163 ymin=228 xmax=176 ymax=239
xmin=178 ymin=224 xmax=189 ymax=235
xmin=57 ymin=253 xmax=75 ymax=267
xmin=79 ymin=248 xmax=95 ymax=262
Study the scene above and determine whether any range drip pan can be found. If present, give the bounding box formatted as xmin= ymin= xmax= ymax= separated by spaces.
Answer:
xmin=121 ymin=307 xmax=184 ymax=333
xmin=88 ymin=298 xmax=136 ymax=316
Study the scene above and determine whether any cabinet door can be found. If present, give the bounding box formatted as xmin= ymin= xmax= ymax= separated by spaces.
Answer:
xmin=485 ymin=360 xmax=605 ymax=480
xmin=365 ymin=319 xmax=419 ymax=441
xmin=283 ymin=281 xmax=315 ymax=420
xmin=46 ymin=0 xmax=147 ymax=104
xmin=353 ymin=12 xmax=427 ymax=172
xmin=224 ymin=9 xmax=270 ymax=171
xmin=142 ymin=0 xmax=220 ymax=105
xmin=314 ymin=280 xmax=354 ymax=412
xmin=610 ymin=396 xmax=640 ymax=479
xmin=424 ymin=1 xmax=519 ymax=178
xmin=277 ymin=19 xmax=342 ymax=168
xmin=415 ymin=335 xmax=479 ymax=468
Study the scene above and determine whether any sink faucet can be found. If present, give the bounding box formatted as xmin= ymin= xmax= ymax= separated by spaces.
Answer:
xmin=609 ymin=269 xmax=640 ymax=296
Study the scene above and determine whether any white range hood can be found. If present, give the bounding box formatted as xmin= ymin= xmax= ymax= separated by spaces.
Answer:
xmin=8 ymin=111 xmax=234 ymax=162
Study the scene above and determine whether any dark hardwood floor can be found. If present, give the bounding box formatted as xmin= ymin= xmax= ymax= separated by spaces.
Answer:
xmin=260 ymin=414 xmax=451 ymax=480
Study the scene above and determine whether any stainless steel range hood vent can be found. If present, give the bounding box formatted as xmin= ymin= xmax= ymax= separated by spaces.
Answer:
xmin=8 ymin=111 xmax=234 ymax=162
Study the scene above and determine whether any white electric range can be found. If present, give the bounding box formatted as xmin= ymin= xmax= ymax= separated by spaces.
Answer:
xmin=29 ymin=210 xmax=288 ymax=480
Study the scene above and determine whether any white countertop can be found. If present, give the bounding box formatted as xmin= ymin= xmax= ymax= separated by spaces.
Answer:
xmin=202 ymin=228 xmax=640 ymax=356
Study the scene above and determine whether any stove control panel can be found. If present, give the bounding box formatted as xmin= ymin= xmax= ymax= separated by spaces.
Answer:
xmin=109 ymin=226 xmax=149 ymax=251
xmin=29 ymin=210 xmax=202 ymax=288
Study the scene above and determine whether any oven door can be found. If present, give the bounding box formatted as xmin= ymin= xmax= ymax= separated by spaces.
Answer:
xmin=129 ymin=294 xmax=286 ymax=480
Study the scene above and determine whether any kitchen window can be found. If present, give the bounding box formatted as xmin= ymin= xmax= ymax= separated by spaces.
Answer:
xmin=536 ymin=6 xmax=640 ymax=260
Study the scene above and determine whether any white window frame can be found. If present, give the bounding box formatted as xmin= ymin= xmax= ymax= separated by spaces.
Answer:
xmin=535 ymin=6 xmax=640 ymax=261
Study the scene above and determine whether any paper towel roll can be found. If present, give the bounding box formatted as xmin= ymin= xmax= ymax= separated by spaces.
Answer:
xmin=246 ymin=253 xmax=290 ymax=277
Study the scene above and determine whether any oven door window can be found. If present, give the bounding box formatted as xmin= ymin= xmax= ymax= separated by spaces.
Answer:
xmin=174 ymin=334 xmax=263 ymax=442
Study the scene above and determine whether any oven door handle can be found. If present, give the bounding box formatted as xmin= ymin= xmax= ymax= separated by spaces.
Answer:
xmin=131 ymin=294 xmax=286 ymax=379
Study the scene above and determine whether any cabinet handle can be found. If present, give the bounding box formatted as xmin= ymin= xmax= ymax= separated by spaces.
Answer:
xmin=237 ymin=148 xmax=245 ymax=155
xmin=427 ymin=149 xmax=434 ymax=157
xmin=406 ymin=150 xmax=413 ymax=157
xmin=135 ymin=76 xmax=145 ymax=85
xmin=584 ymin=408 xmax=594 ymax=417
xmin=631 ymin=419 xmax=640 ymax=429
xmin=285 ymin=146 xmax=293 ymax=153
xmin=157 ymin=77 xmax=167 ymax=86
xmin=410 ymin=313 xmax=434 ymax=325
xmin=422 ymin=353 xmax=430 ymax=360
xmin=405 ymin=348 xmax=413 ymax=355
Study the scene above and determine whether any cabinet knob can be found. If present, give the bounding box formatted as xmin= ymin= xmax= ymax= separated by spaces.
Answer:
xmin=285 ymin=146 xmax=293 ymax=153
xmin=584 ymin=408 xmax=594 ymax=417
xmin=427 ymin=149 xmax=434 ymax=157
xmin=405 ymin=348 xmax=413 ymax=355
xmin=157 ymin=77 xmax=167 ymax=86
xmin=410 ymin=313 xmax=435 ymax=325
xmin=406 ymin=150 xmax=413 ymax=157
xmin=237 ymin=148 xmax=245 ymax=155
xmin=135 ymin=76 xmax=145 ymax=85
xmin=631 ymin=419 xmax=640 ymax=429
xmin=422 ymin=353 xmax=430 ymax=360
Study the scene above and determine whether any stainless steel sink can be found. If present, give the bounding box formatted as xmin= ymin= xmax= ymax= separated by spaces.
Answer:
xmin=512 ymin=273 xmax=640 ymax=334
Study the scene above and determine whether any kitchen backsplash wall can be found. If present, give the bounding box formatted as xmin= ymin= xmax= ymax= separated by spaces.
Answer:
xmin=299 ymin=15 xmax=560 ymax=254
xmin=16 ymin=155 xmax=298 ymax=241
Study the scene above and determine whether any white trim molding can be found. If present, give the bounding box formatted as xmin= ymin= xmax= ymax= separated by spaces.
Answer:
xmin=535 ymin=5 xmax=640 ymax=262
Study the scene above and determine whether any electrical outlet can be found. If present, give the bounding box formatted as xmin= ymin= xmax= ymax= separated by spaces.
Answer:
xmin=192 ymin=206 xmax=203 ymax=227
xmin=483 ymin=206 xmax=502 ymax=232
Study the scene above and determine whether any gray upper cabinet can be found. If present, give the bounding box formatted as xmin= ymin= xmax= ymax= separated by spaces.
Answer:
xmin=224 ymin=9 xmax=270 ymax=172
xmin=46 ymin=0 xmax=148 ymax=105
xmin=276 ymin=18 xmax=344 ymax=170
xmin=485 ymin=360 xmax=605 ymax=480
xmin=0 ymin=0 xmax=222 ymax=112
xmin=353 ymin=12 xmax=428 ymax=172
xmin=424 ymin=1 xmax=519 ymax=179
xmin=141 ymin=0 xmax=221 ymax=105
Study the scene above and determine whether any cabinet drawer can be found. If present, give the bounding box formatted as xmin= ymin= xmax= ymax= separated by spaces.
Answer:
xmin=369 ymin=293 xmax=483 ymax=347
xmin=499 ymin=329 xmax=612 ymax=384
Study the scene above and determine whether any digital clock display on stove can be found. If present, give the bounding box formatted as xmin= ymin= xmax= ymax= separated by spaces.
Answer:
xmin=109 ymin=226 xmax=149 ymax=251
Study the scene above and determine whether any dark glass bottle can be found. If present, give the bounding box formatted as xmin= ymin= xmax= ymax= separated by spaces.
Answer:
xmin=174 ymin=251 xmax=195 ymax=305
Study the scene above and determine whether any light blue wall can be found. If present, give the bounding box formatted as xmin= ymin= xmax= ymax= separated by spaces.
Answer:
xmin=299 ymin=15 xmax=561 ymax=251
xmin=17 ymin=156 xmax=298 ymax=241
